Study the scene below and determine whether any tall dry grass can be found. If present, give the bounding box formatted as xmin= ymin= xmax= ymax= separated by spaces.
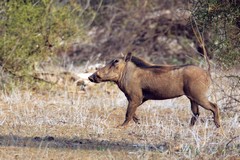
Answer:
xmin=0 ymin=67 xmax=239 ymax=160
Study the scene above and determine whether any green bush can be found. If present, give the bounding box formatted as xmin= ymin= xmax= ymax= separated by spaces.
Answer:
xmin=0 ymin=0 xmax=90 ymax=74
xmin=0 ymin=0 xmax=93 ymax=89
xmin=190 ymin=0 xmax=240 ymax=68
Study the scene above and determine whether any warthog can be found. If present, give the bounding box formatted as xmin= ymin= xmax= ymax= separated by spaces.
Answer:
xmin=88 ymin=52 xmax=221 ymax=128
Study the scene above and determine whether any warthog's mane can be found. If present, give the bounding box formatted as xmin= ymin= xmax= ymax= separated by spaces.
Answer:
xmin=130 ymin=56 xmax=190 ymax=70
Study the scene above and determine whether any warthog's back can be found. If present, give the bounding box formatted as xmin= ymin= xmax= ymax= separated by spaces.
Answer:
xmin=135 ymin=65 xmax=210 ymax=100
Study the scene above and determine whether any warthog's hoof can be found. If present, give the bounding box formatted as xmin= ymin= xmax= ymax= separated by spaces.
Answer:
xmin=190 ymin=118 xmax=196 ymax=126
xmin=133 ymin=117 xmax=140 ymax=124
xmin=116 ymin=124 xmax=128 ymax=129
xmin=116 ymin=121 xmax=131 ymax=129
xmin=215 ymin=122 xmax=221 ymax=128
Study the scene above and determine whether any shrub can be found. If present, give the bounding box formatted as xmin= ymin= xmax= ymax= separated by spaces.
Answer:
xmin=0 ymin=0 xmax=92 ymax=89
xmin=190 ymin=0 xmax=240 ymax=68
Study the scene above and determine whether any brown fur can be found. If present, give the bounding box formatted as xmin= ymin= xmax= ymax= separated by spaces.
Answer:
xmin=88 ymin=53 xmax=221 ymax=128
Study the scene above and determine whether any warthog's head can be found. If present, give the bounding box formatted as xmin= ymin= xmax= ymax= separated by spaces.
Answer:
xmin=88 ymin=53 xmax=132 ymax=83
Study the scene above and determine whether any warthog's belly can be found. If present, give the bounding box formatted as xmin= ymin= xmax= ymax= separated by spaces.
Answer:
xmin=142 ymin=87 xmax=184 ymax=100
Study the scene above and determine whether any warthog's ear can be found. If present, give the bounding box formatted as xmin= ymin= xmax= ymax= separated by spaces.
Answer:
xmin=125 ymin=52 xmax=132 ymax=62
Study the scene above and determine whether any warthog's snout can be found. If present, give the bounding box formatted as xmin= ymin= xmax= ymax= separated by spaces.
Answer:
xmin=88 ymin=74 xmax=95 ymax=82
xmin=88 ymin=73 xmax=100 ymax=83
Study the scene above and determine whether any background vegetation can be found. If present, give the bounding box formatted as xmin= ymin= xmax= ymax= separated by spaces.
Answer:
xmin=190 ymin=0 xmax=240 ymax=67
xmin=0 ymin=0 xmax=92 ymax=89
xmin=0 ymin=0 xmax=239 ymax=81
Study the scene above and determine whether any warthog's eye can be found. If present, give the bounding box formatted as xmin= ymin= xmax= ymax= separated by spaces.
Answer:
xmin=111 ymin=59 xmax=119 ymax=67
xmin=114 ymin=59 xmax=119 ymax=64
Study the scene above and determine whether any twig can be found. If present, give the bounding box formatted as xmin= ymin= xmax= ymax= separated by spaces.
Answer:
xmin=190 ymin=17 xmax=211 ymax=73
xmin=226 ymin=136 xmax=240 ymax=147
xmin=1 ymin=66 xmax=56 ymax=85
xmin=225 ymin=75 xmax=240 ymax=80
xmin=214 ymin=79 xmax=240 ymax=104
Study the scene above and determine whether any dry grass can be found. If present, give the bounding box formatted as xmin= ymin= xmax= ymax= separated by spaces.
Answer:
xmin=0 ymin=69 xmax=239 ymax=160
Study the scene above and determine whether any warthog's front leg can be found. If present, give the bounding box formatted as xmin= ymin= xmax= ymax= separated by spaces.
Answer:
xmin=133 ymin=113 xmax=140 ymax=124
xmin=120 ymin=99 xmax=142 ymax=127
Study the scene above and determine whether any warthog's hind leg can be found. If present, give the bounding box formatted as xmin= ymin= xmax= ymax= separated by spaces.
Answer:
xmin=195 ymin=98 xmax=221 ymax=128
xmin=209 ymin=102 xmax=221 ymax=128
xmin=190 ymin=100 xmax=200 ymax=126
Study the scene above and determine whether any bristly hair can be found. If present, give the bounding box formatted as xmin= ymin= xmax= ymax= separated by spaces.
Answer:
xmin=130 ymin=56 xmax=191 ymax=70
xmin=130 ymin=56 xmax=152 ymax=68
